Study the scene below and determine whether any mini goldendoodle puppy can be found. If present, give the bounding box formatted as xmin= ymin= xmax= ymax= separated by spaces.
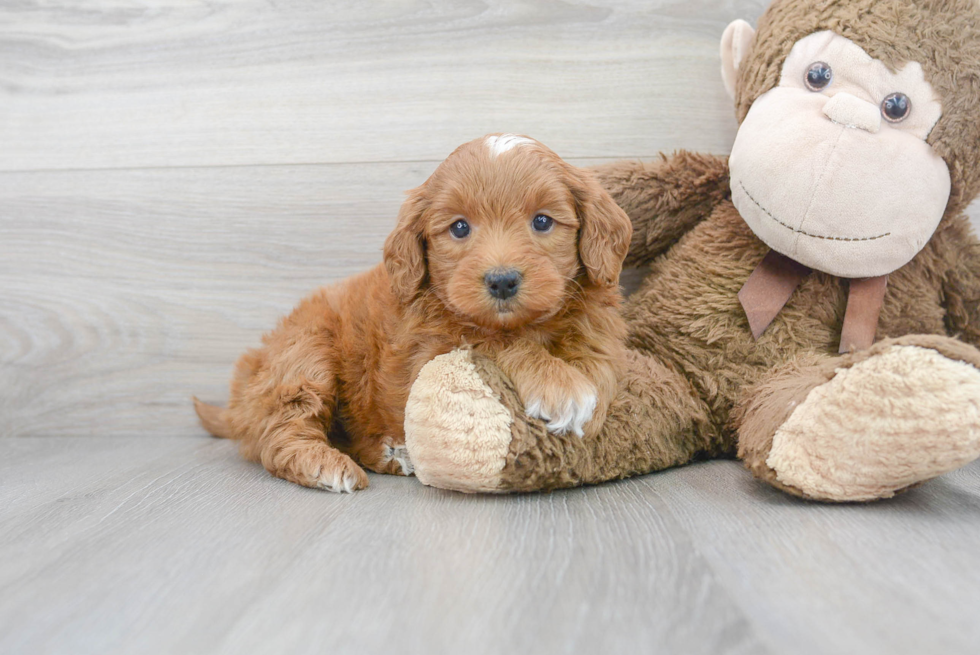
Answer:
xmin=195 ymin=134 xmax=632 ymax=492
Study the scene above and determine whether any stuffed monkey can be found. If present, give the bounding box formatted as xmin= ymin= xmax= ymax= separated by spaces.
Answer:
xmin=404 ymin=0 xmax=980 ymax=501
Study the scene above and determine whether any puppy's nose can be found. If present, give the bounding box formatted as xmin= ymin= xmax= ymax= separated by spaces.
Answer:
xmin=485 ymin=268 xmax=522 ymax=300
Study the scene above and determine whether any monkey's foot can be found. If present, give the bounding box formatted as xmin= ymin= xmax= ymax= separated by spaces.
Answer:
xmin=765 ymin=343 xmax=980 ymax=501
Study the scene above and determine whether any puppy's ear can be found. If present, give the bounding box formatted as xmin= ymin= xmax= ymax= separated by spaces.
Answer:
xmin=567 ymin=167 xmax=632 ymax=288
xmin=384 ymin=186 xmax=429 ymax=303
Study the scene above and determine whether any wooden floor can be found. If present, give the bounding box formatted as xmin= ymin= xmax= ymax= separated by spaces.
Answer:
xmin=2 ymin=438 xmax=980 ymax=655
xmin=3 ymin=1 xmax=980 ymax=653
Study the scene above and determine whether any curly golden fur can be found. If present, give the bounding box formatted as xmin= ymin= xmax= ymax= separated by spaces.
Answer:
xmin=194 ymin=134 xmax=631 ymax=492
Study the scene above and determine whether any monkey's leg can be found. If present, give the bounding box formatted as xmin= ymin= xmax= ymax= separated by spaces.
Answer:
xmin=404 ymin=349 xmax=724 ymax=493
xmin=734 ymin=335 xmax=980 ymax=501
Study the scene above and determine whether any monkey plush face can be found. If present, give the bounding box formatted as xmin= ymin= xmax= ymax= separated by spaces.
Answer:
xmin=725 ymin=29 xmax=951 ymax=278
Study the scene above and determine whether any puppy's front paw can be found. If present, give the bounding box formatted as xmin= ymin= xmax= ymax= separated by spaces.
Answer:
xmin=313 ymin=456 xmax=370 ymax=493
xmin=524 ymin=376 xmax=598 ymax=438
xmin=284 ymin=442 xmax=369 ymax=493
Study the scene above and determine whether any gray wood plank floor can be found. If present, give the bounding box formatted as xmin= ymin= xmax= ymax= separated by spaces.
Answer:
xmin=2 ymin=438 xmax=979 ymax=655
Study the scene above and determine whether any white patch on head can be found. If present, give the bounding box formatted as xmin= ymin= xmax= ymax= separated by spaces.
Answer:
xmin=485 ymin=134 xmax=534 ymax=158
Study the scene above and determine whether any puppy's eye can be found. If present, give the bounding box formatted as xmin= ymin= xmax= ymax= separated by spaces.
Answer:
xmin=449 ymin=219 xmax=470 ymax=239
xmin=531 ymin=214 xmax=554 ymax=232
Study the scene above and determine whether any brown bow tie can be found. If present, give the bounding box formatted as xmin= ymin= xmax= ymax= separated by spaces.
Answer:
xmin=737 ymin=250 xmax=888 ymax=353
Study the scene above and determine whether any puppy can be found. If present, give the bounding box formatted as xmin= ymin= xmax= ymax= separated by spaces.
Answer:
xmin=194 ymin=134 xmax=632 ymax=492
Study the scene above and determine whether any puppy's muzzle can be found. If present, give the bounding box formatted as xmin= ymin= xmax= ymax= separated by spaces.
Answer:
xmin=485 ymin=268 xmax=522 ymax=300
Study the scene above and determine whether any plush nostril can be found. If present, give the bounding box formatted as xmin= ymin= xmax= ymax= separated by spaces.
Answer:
xmin=485 ymin=268 xmax=522 ymax=300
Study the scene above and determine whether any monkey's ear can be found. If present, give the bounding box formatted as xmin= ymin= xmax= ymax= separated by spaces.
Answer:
xmin=383 ymin=186 xmax=428 ymax=303
xmin=721 ymin=19 xmax=756 ymax=100
xmin=569 ymin=167 xmax=633 ymax=288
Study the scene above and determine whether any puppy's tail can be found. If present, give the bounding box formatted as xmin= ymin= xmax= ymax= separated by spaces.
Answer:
xmin=192 ymin=397 xmax=235 ymax=439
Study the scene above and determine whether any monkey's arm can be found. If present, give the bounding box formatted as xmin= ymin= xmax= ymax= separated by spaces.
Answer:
xmin=589 ymin=151 xmax=730 ymax=267
xmin=941 ymin=216 xmax=980 ymax=347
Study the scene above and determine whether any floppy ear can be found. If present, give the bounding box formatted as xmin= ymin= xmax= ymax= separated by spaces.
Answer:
xmin=383 ymin=186 xmax=429 ymax=303
xmin=569 ymin=167 xmax=633 ymax=288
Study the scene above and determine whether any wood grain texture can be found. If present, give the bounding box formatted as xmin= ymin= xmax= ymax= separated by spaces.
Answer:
xmin=2 ymin=438 xmax=979 ymax=655
xmin=652 ymin=462 xmax=980 ymax=655
xmin=0 ymin=438 xmax=768 ymax=655
xmin=0 ymin=0 xmax=767 ymax=171
xmin=0 ymin=163 xmax=429 ymax=437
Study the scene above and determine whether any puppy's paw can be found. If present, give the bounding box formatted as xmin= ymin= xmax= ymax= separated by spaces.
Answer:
xmin=524 ymin=375 xmax=598 ymax=438
xmin=314 ymin=459 xmax=370 ymax=493
xmin=283 ymin=443 xmax=369 ymax=493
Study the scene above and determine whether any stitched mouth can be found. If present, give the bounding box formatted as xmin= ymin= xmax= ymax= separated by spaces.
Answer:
xmin=738 ymin=181 xmax=890 ymax=242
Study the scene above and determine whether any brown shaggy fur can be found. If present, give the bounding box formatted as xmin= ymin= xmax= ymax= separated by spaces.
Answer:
xmin=434 ymin=0 xmax=980 ymax=495
xmin=195 ymin=134 xmax=632 ymax=491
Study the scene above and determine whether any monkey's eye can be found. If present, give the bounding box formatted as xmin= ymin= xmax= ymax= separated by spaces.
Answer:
xmin=531 ymin=214 xmax=554 ymax=232
xmin=804 ymin=62 xmax=833 ymax=91
xmin=449 ymin=218 xmax=470 ymax=239
xmin=881 ymin=92 xmax=911 ymax=123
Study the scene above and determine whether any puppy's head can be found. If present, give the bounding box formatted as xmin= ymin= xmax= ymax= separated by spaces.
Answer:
xmin=384 ymin=134 xmax=632 ymax=329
